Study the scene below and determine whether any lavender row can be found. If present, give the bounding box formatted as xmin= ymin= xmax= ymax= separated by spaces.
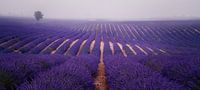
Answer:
xmin=104 ymin=55 xmax=187 ymax=90
xmin=79 ymin=31 xmax=96 ymax=55
xmin=66 ymin=32 xmax=90 ymax=56
xmin=19 ymin=55 xmax=99 ymax=90
xmin=139 ymin=55 xmax=200 ymax=89
xmin=91 ymin=31 xmax=101 ymax=56
xmin=0 ymin=54 xmax=70 ymax=90
xmin=41 ymin=30 xmax=82 ymax=54
xmin=54 ymin=32 xmax=85 ymax=55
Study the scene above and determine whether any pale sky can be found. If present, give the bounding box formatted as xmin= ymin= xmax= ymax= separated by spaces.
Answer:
xmin=0 ymin=0 xmax=200 ymax=20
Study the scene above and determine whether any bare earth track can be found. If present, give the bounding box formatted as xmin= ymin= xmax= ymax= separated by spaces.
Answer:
xmin=95 ymin=41 xmax=108 ymax=90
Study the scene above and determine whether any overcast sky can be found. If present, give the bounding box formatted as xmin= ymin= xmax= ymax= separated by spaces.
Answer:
xmin=0 ymin=0 xmax=200 ymax=20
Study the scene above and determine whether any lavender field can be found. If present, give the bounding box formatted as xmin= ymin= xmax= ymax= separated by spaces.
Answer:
xmin=0 ymin=17 xmax=200 ymax=90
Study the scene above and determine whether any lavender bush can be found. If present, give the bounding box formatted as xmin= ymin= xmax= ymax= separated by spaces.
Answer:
xmin=19 ymin=55 xmax=97 ymax=90
xmin=139 ymin=55 xmax=200 ymax=89
xmin=104 ymin=55 xmax=186 ymax=90
xmin=0 ymin=54 xmax=70 ymax=90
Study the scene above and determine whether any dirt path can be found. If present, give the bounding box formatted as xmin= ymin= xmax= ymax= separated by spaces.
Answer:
xmin=51 ymin=39 xmax=69 ymax=54
xmin=126 ymin=44 xmax=137 ymax=55
xmin=90 ymin=40 xmax=95 ymax=53
xmin=76 ymin=40 xmax=87 ymax=56
xmin=117 ymin=43 xmax=127 ymax=57
xmin=95 ymin=41 xmax=108 ymax=90
xmin=64 ymin=39 xmax=79 ymax=55
xmin=135 ymin=44 xmax=148 ymax=55
xmin=109 ymin=41 xmax=114 ymax=55
xmin=40 ymin=38 xmax=60 ymax=53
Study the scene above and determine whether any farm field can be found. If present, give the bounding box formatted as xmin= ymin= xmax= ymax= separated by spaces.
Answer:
xmin=0 ymin=17 xmax=200 ymax=90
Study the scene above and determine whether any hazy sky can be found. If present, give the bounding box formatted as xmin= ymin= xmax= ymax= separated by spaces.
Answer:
xmin=0 ymin=0 xmax=200 ymax=20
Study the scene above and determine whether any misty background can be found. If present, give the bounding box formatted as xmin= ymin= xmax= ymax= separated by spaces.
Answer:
xmin=0 ymin=0 xmax=200 ymax=20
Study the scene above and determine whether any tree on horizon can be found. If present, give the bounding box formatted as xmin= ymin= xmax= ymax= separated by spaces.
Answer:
xmin=34 ymin=11 xmax=43 ymax=21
